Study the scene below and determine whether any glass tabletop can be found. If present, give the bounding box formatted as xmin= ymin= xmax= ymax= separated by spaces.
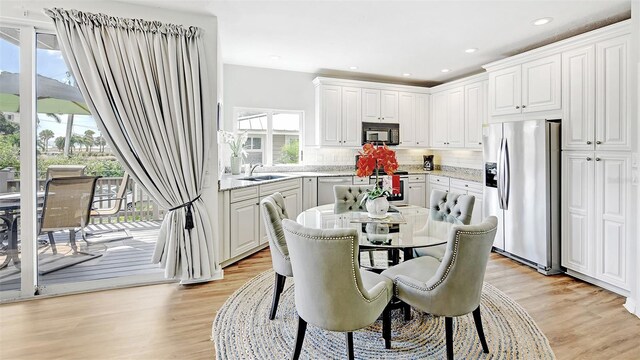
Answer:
xmin=296 ymin=204 xmax=459 ymax=249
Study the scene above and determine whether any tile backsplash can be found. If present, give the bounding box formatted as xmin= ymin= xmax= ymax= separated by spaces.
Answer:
xmin=303 ymin=147 xmax=483 ymax=170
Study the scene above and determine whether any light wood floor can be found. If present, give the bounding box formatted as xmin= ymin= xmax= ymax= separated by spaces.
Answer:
xmin=0 ymin=250 xmax=638 ymax=359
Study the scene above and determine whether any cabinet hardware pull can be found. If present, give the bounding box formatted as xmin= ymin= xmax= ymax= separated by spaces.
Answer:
xmin=595 ymin=158 xmax=601 ymax=161
xmin=586 ymin=141 xmax=592 ymax=145
xmin=515 ymin=106 xmax=520 ymax=109
xmin=255 ymin=203 xmax=260 ymax=205
xmin=596 ymin=141 xmax=602 ymax=145
xmin=522 ymin=105 xmax=526 ymax=108
xmin=586 ymin=157 xmax=592 ymax=161
xmin=478 ymin=142 xmax=482 ymax=145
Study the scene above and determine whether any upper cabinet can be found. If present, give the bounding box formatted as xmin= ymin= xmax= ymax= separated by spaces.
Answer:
xmin=489 ymin=54 xmax=561 ymax=118
xmin=430 ymin=77 xmax=486 ymax=150
xmin=362 ymin=89 xmax=398 ymax=123
xmin=399 ymin=92 xmax=430 ymax=147
xmin=316 ymin=84 xmax=343 ymax=146
xmin=561 ymin=34 xmax=630 ymax=151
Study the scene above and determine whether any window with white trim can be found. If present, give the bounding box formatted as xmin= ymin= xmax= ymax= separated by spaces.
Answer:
xmin=235 ymin=108 xmax=302 ymax=165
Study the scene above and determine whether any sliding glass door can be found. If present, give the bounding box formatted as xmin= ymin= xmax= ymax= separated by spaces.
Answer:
xmin=0 ymin=24 xmax=168 ymax=301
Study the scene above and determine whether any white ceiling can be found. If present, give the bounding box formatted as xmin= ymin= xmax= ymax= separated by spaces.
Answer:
xmin=131 ymin=0 xmax=631 ymax=84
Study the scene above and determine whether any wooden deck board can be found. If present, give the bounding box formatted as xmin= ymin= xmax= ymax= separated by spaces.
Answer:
xmin=0 ymin=222 xmax=163 ymax=292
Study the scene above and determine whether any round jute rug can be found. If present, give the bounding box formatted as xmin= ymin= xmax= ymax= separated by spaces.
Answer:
xmin=213 ymin=270 xmax=555 ymax=359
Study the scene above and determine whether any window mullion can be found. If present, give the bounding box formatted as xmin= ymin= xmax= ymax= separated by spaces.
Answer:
xmin=266 ymin=112 xmax=273 ymax=165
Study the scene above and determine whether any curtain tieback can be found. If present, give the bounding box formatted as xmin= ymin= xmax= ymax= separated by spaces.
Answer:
xmin=169 ymin=195 xmax=202 ymax=230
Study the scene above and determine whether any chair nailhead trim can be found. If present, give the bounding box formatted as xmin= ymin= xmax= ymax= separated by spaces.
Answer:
xmin=284 ymin=228 xmax=386 ymax=304
xmin=394 ymin=227 xmax=496 ymax=294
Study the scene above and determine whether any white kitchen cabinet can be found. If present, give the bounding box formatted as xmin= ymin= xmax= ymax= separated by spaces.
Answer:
xmin=430 ymin=92 xmax=448 ymax=147
xmin=464 ymin=81 xmax=485 ymax=149
xmin=562 ymin=46 xmax=596 ymax=150
xmin=430 ymin=87 xmax=464 ymax=148
xmin=468 ymin=189 xmax=484 ymax=225
xmin=281 ymin=187 xmax=303 ymax=220
xmin=398 ymin=92 xmax=416 ymax=145
xmin=407 ymin=174 xmax=427 ymax=207
xmin=229 ymin=198 xmax=261 ymax=258
xmin=489 ymin=54 xmax=560 ymax=117
xmin=561 ymin=151 xmax=631 ymax=293
xmin=450 ymin=179 xmax=484 ymax=225
xmin=561 ymin=152 xmax=594 ymax=275
xmin=415 ymin=94 xmax=430 ymax=146
xmin=341 ymin=87 xmax=362 ymax=146
xmin=362 ymin=89 xmax=398 ymax=123
xmin=317 ymin=85 xmax=342 ymax=146
xmin=595 ymin=35 xmax=631 ymax=151
xmin=302 ymin=177 xmax=318 ymax=210
xmin=562 ymin=35 xmax=630 ymax=151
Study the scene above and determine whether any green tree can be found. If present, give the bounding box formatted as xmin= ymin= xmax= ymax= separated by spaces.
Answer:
xmin=0 ymin=135 xmax=20 ymax=171
xmin=279 ymin=139 xmax=299 ymax=164
xmin=83 ymin=130 xmax=95 ymax=153
xmin=0 ymin=112 xmax=19 ymax=135
xmin=54 ymin=136 xmax=65 ymax=151
xmin=39 ymin=129 xmax=55 ymax=152
xmin=95 ymin=135 xmax=107 ymax=152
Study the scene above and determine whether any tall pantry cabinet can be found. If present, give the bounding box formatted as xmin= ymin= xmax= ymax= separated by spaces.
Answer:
xmin=560 ymin=29 xmax=633 ymax=295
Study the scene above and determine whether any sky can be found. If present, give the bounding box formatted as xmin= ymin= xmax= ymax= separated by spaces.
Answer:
xmin=0 ymin=33 xmax=101 ymax=144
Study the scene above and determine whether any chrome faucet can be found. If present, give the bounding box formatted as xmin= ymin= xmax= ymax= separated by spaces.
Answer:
xmin=249 ymin=163 xmax=263 ymax=176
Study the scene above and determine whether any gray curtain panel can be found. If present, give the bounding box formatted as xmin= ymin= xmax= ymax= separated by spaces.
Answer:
xmin=45 ymin=8 xmax=217 ymax=280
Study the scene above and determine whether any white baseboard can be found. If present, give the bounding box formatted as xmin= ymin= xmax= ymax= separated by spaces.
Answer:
xmin=624 ymin=298 xmax=640 ymax=318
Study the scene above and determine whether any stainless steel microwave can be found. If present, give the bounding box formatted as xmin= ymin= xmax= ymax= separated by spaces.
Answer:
xmin=362 ymin=122 xmax=400 ymax=146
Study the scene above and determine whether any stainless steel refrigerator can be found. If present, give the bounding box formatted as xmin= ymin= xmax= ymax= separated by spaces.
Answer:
xmin=483 ymin=119 xmax=561 ymax=275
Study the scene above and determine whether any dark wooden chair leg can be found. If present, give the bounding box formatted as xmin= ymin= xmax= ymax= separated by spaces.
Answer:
xmin=383 ymin=305 xmax=392 ymax=349
xmin=472 ymin=306 xmax=489 ymax=353
xmin=346 ymin=332 xmax=354 ymax=360
xmin=269 ymin=273 xmax=286 ymax=320
xmin=403 ymin=303 xmax=412 ymax=321
xmin=291 ymin=316 xmax=307 ymax=360
xmin=445 ymin=317 xmax=454 ymax=360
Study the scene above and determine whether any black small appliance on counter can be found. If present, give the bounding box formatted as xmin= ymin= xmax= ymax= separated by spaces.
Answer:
xmin=423 ymin=155 xmax=434 ymax=171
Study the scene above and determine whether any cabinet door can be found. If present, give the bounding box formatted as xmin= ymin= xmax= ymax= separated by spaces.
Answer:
xmin=319 ymin=85 xmax=342 ymax=146
xmin=398 ymin=92 xmax=416 ymax=146
xmin=594 ymin=152 xmax=629 ymax=289
xmin=464 ymin=82 xmax=484 ymax=149
xmin=230 ymin=198 xmax=260 ymax=258
xmin=407 ymin=182 xmax=426 ymax=207
xmin=430 ymin=183 xmax=450 ymax=194
xmin=380 ymin=90 xmax=399 ymax=123
xmin=489 ymin=65 xmax=521 ymax=116
xmin=415 ymin=94 xmax=429 ymax=146
xmin=430 ymin=92 xmax=448 ymax=147
xmin=595 ymin=35 xmax=631 ymax=151
xmin=521 ymin=54 xmax=561 ymax=113
xmin=302 ymin=177 xmax=318 ymax=211
xmin=362 ymin=89 xmax=381 ymax=122
xmin=468 ymin=190 xmax=484 ymax=225
xmin=561 ymin=152 xmax=594 ymax=275
xmin=281 ymin=187 xmax=303 ymax=220
xmin=341 ymin=87 xmax=362 ymax=146
xmin=562 ymin=46 xmax=595 ymax=150
xmin=447 ymin=87 xmax=465 ymax=147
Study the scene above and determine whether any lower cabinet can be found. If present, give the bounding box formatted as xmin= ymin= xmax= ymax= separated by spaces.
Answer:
xmin=223 ymin=178 xmax=302 ymax=266
xmin=407 ymin=174 xmax=426 ymax=207
xmin=450 ymin=179 xmax=484 ymax=225
xmin=302 ymin=177 xmax=318 ymax=210
xmin=561 ymin=151 xmax=631 ymax=293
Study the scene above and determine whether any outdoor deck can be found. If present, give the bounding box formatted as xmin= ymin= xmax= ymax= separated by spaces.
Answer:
xmin=0 ymin=221 xmax=163 ymax=292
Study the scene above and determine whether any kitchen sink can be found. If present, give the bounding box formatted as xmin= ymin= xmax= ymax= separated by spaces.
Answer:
xmin=239 ymin=175 xmax=288 ymax=181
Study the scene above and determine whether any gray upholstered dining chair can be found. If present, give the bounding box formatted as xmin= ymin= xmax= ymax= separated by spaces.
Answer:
xmin=333 ymin=184 xmax=373 ymax=212
xmin=414 ymin=189 xmax=475 ymax=261
xmin=381 ymin=216 xmax=498 ymax=360
xmin=260 ymin=192 xmax=293 ymax=320
xmin=281 ymin=219 xmax=394 ymax=359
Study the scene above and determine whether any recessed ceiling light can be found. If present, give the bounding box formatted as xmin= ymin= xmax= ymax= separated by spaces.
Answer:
xmin=532 ymin=17 xmax=553 ymax=26
xmin=402 ymin=73 xmax=411 ymax=77
xmin=270 ymin=55 xmax=280 ymax=60
xmin=441 ymin=69 xmax=451 ymax=73
xmin=465 ymin=48 xmax=478 ymax=53
xmin=349 ymin=66 xmax=358 ymax=70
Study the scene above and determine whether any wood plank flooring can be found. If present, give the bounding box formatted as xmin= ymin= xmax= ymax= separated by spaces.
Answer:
xmin=0 ymin=250 xmax=638 ymax=359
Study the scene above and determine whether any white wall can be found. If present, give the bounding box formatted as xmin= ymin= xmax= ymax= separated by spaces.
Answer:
xmin=222 ymin=64 xmax=316 ymax=145
xmin=0 ymin=0 xmax=222 ymax=275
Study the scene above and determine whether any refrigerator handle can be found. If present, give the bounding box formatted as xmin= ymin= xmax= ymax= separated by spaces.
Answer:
xmin=504 ymin=138 xmax=511 ymax=210
xmin=497 ymin=138 xmax=505 ymax=210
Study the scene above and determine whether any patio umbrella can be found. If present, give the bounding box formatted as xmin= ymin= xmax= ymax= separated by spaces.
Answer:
xmin=0 ymin=71 xmax=90 ymax=115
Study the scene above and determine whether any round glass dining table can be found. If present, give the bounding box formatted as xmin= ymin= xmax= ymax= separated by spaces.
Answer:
xmin=296 ymin=203 xmax=458 ymax=270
